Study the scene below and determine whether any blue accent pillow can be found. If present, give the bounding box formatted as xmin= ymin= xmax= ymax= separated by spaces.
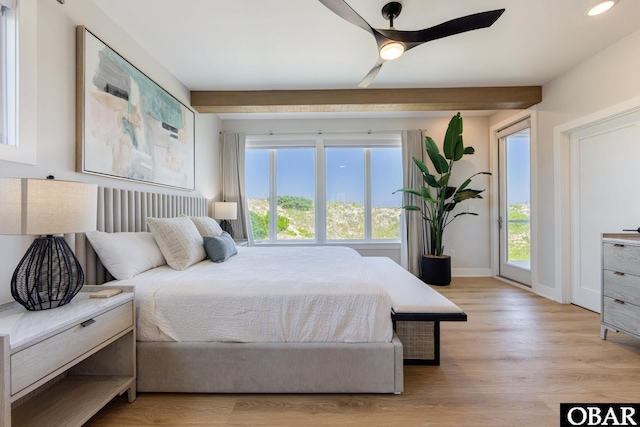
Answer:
xmin=203 ymin=232 xmax=237 ymax=263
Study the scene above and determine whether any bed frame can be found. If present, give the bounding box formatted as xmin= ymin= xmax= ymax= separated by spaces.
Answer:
xmin=76 ymin=187 xmax=404 ymax=394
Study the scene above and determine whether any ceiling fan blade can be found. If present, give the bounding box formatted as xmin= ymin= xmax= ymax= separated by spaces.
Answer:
xmin=358 ymin=62 xmax=384 ymax=88
xmin=377 ymin=9 xmax=505 ymax=45
xmin=318 ymin=0 xmax=374 ymax=36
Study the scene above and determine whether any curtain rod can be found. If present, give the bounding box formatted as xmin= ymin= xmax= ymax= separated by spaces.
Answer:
xmin=220 ymin=129 xmax=417 ymax=136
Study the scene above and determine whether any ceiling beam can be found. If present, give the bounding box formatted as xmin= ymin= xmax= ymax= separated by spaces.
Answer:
xmin=190 ymin=86 xmax=541 ymax=114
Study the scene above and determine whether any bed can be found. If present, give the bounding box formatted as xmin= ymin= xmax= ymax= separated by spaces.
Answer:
xmin=75 ymin=187 xmax=404 ymax=394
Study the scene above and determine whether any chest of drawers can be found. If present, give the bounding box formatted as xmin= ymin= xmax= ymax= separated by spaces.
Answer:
xmin=601 ymin=234 xmax=640 ymax=340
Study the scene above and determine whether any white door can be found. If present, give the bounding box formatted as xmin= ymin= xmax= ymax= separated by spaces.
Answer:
xmin=498 ymin=120 xmax=532 ymax=286
xmin=570 ymin=110 xmax=640 ymax=312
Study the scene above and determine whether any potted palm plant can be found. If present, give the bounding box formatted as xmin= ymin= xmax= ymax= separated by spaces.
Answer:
xmin=396 ymin=113 xmax=490 ymax=285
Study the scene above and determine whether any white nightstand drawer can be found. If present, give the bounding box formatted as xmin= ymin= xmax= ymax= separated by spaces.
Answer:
xmin=603 ymin=296 xmax=640 ymax=336
xmin=603 ymin=242 xmax=640 ymax=276
xmin=603 ymin=269 xmax=640 ymax=305
xmin=10 ymin=301 xmax=133 ymax=395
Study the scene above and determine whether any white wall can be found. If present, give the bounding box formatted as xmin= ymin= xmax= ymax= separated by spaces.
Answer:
xmin=490 ymin=28 xmax=640 ymax=300
xmin=0 ymin=0 xmax=221 ymax=304
xmin=223 ymin=115 xmax=492 ymax=275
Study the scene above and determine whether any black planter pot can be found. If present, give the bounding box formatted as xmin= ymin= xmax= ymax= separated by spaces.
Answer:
xmin=421 ymin=255 xmax=451 ymax=286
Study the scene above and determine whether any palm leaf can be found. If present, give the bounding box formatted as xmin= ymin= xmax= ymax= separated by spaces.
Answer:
xmin=453 ymin=189 xmax=485 ymax=202
xmin=443 ymin=113 xmax=463 ymax=160
xmin=402 ymin=205 xmax=422 ymax=211
xmin=425 ymin=137 xmax=448 ymax=174
xmin=394 ymin=188 xmax=422 ymax=198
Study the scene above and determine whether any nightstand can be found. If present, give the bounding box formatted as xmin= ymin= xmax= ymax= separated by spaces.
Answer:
xmin=0 ymin=286 xmax=136 ymax=427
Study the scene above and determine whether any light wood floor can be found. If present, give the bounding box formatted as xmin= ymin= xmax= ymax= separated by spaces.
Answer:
xmin=85 ymin=277 xmax=640 ymax=426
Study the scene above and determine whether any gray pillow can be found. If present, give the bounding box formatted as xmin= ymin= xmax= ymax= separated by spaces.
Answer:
xmin=203 ymin=232 xmax=237 ymax=263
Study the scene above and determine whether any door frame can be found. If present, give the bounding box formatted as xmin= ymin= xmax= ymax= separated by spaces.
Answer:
xmin=497 ymin=124 xmax=532 ymax=286
xmin=554 ymin=96 xmax=640 ymax=304
xmin=489 ymin=109 xmax=539 ymax=292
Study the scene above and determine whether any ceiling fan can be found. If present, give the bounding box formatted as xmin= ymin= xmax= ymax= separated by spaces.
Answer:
xmin=319 ymin=0 xmax=506 ymax=88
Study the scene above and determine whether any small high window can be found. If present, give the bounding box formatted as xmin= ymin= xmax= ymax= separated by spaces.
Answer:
xmin=0 ymin=0 xmax=17 ymax=147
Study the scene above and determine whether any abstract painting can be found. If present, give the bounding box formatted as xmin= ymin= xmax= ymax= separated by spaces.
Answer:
xmin=76 ymin=26 xmax=195 ymax=190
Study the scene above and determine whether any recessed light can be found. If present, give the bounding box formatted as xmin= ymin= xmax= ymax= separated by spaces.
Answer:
xmin=586 ymin=0 xmax=617 ymax=16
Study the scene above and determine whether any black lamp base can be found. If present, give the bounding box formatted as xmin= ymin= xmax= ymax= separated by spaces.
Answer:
xmin=11 ymin=236 xmax=84 ymax=311
xmin=220 ymin=220 xmax=234 ymax=238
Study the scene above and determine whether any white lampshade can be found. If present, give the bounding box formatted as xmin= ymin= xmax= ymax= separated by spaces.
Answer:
xmin=0 ymin=178 xmax=98 ymax=235
xmin=214 ymin=202 xmax=237 ymax=220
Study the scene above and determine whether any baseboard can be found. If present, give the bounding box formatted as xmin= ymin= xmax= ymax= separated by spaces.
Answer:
xmin=452 ymin=268 xmax=492 ymax=277
xmin=532 ymin=282 xmax=558 ymax=302
xmin=494 ymin=276 xmax=560 ymax=303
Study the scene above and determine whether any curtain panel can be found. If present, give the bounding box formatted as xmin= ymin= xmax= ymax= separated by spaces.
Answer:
xmin=220 ymin=132 xmax=250 ymax=241
xmin=0 ymin=0 xmax=15 ymax=12
xmin=400 ymin=130 xmax=428 ymax=277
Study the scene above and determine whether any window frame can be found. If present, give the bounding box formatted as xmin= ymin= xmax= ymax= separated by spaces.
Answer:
xmin=245 ymin=132 xmax=402 ymax=245
xmin=0 ymin=3 xmax=16 ymax=146
xmin=0 ymin=0 xmax=36 ymax=165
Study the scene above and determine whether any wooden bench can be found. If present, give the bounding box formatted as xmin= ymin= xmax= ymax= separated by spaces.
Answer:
xmin=364 ymin=257 xmax=467 ymax=365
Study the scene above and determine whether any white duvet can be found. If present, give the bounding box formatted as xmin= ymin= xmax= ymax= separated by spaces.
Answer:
xmin=119 ymin=246 xmax=393 ymax=343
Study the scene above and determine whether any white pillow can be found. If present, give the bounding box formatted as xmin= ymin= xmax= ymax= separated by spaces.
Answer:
xmin=147 ymin=217 xmax=206 ymax=271
xmin=189 ymin=216 xmax=223 ymax=237
xmin=85 ymin=231 xmax=166 ymax=280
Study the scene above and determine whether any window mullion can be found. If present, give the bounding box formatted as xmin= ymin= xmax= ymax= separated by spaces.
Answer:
xmin=269 ymin=149 xmax=277 ymax=241
xmin=364 ymin=148 xmax=372 ymax=240
xmin=316 ymin=138 xmax=326 ymax=243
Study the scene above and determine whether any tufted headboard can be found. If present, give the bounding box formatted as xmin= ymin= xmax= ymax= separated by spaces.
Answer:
xmin=75 ymin=186 xmax=208 ymax=285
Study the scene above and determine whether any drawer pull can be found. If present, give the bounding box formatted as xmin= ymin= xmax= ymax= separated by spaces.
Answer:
xmin=614 ymin=299 xmax=625 ymax=305
xmin=613 ymin=244 xmax=625 ymax=247
xmin=614 ymin=271 xmax=626 ymax=276
xmin=81 ymin=319 xmax=96 ymax=327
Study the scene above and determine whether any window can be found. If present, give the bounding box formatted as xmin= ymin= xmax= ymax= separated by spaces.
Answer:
xmin=245 ymin=149 xmax=270 ymax=240
xmin=276 ymin=148 xmax=315 ymax=240
xmin=245 ymin=134 xmax=402 ymax=244
xmin=246 ymin=147 xmax=315 ymax=241
xmin=0 ymin=9 xmax=7 ymax=144
xmin=371 ymin=147 xmax=402 ymax=239
xmin=0 ymin=0 xmax=37 ymax=165
xmin=497 ymin=118 xmax=532 ymax=286
xmin=0 ymin=0 xmax=16 ymax=146
xmin=326 ymin=147 xmax=364 ymax=239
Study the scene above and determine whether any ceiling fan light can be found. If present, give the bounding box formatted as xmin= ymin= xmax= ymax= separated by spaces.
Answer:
xmin=380 ymin=42 xmax=405 ymax=60
xmin=586 ymin=0 xmax=617 ymax=16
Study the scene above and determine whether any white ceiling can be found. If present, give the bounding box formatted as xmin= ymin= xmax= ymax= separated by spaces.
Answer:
xmin=91 ymin=0 xmax=640 ymax=117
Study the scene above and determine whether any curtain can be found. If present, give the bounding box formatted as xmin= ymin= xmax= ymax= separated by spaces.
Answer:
xmin=220 ymin=132 xmax=250 ymax=241
xmin=0 ymin=0 xmax=15 ymax=14
xmin=400 ymin=130 xmax=428 ymax=277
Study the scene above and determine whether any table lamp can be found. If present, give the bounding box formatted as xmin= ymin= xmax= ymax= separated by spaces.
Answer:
xmin=0 ymin=177 xmax=97 ymax=310
xmin=213 ymin=202 xmax=237 ymax=238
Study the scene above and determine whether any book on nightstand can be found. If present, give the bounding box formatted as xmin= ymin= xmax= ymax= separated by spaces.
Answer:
xmin=89 ymin=289 xmax=123 ymax=298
